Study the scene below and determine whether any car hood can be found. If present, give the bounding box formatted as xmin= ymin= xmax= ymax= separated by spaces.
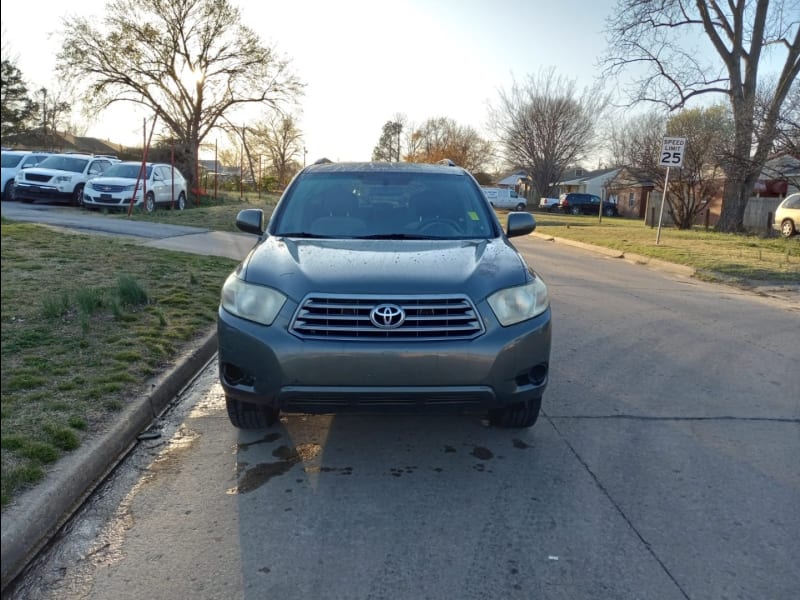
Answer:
xmin=18 ymin=167 xmax=79 ymax=179
xmin=89 ymin=177 xmax=146 ymax=186
xmin=240 ymin=236 xmax=533 ymax=300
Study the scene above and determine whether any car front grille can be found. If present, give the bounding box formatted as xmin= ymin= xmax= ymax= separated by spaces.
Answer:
xmin=24 ymin=173 xmax=53 ymax=183
xmin=290 ymin=294 xmax=484 ymax=340
xmin=92 ymin=184 xmax=127 ymax=193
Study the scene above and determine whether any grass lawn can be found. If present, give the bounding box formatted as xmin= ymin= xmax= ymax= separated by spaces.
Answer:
xmin=1 ymin=197 xmax=797 ymax=507
xmin=0 ymin=220 xmax=238 ymax=507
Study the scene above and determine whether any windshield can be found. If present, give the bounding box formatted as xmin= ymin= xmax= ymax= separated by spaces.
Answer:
xmin=102 ymin=163 xmax=152 ymax=179
xmin=37 ymin=155 xmax=89 ymax=173
xmin=272 ymin=172 xmax=498 ymax=239
xmin=1 ymin=153 xmax=25 ymax=168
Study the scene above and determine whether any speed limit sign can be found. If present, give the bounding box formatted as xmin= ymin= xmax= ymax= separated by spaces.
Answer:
xmin=660 ymin=137 xmax=686 ymax=167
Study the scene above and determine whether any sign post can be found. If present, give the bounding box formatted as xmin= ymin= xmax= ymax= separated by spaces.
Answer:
xmin=656 ymin=137 xmax=686 ymax=244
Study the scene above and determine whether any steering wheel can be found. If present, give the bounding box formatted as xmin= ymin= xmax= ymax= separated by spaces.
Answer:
xmin=417 ymin=219 xmax=462 ymax=235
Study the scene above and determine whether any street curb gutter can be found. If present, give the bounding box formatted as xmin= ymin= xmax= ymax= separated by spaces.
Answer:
xmin=0 ymin=328 xmax=219 ymax=591
xmin=530 ymin=232 xmax=697 ymax=277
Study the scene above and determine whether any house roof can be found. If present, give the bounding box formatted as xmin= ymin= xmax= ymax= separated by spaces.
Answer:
xmin=556 ymin=167 xmax=620 ymax=186
xmin=496 ymin=171 xmax=531 ymax=186
xmin=608 ymin=167 xmax=656 ymax=188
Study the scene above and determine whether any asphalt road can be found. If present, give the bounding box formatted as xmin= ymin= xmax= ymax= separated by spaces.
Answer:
xmin=2 ymin=206 xmax=797 ymax=600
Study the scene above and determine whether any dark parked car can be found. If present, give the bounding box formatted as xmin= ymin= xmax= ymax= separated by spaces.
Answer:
xmin=218 ymin=161 xmax=552 ymax=429
xmin=559 ymin=192 xmax=618 ymax=216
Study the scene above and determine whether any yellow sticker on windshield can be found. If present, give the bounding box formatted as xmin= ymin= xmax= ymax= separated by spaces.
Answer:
xmin=468 ymin=211 xmax=479 ymax=221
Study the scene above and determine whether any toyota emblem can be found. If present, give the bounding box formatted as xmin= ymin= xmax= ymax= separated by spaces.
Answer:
xmin=369 ymin=304 xmax=405 ymax=329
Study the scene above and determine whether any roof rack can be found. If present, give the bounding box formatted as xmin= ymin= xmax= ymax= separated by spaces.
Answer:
xmin=437 ymin=159 xmax=456 ymax=167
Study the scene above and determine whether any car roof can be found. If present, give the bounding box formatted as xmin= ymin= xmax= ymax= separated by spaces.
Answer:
xmin=301 ymin=161 xmax=467 ymax=176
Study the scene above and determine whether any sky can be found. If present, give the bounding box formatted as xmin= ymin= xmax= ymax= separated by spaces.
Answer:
xmin=0 ymin=0 xmax=701 ymax=164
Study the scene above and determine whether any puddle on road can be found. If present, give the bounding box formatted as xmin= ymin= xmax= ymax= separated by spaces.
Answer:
xmin=228 ymin=443 xmax=324 ymax=494
xmin=471 ymin=446 xmax=494 ymax=460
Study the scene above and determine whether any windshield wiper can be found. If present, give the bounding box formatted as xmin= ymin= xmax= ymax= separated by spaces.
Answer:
xmin=276 ymin=232 xmax=328 ymax=238
xmin=353 ymin=233 xmax=443 ymax=240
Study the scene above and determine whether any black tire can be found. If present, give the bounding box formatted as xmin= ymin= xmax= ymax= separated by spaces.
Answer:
xmin=781 ymin=219 xmax=796 ymax=238
xmin=225 ymin=397 xmax=279 ymax=429
xmin=488 ymin=397 xmax=542 ymax=428
xmin=604 ymin=206 xmax=616 ymax=217
xmin=72 ymin=184 xmax=85 ymax=207
xmin=176 ymin=192 xmax=186 ymax=211
xmin=571 ymin=206 xmax=581 ymax=215
xmin=144 ymin=191 xmax=156 ymax=213
xmin=515 ymin=203 xmax=526 ymax=211
xmin=3 ymin=180 xmax=14 ymax=201
xmin=548 ymin=204 xmax=559 ymax=213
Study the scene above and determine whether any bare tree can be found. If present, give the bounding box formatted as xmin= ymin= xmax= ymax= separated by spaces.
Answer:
xmin=604 ymin=0 xmax=800 ymax=232
xmin=488 ymin=67 xmax=611 ymax=200
xmin=405 ymin=117 xmax=494 ymax=173
xmin=664 ymin=106 xmax=731 ymax=228
xmin=261 ymin=114 xmax=304 ymax=188
xmin=608 ymin=109 xmax=667 ymax=168
xmin=57 ymin=0 xmax=302 ymax=197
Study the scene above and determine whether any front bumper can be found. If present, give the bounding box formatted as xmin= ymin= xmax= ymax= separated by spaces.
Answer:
xmin=13 ymin=183 xmax=73 ymax=203
xmin=218 ymin=302 xmax=551 ymax=414
xmin=83 ymin=192 xmax=141 ymax=209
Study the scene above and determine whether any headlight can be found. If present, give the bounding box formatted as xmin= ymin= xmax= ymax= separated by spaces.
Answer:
xmin=220 ymin=273 xmax=286 ymax=326
xmin=487 ymin=278 xmax=549 ymax=326
xmin=55 ymin=175 xmax=72 ymax=183
xmin=123 ymin=184 xmax=137 ymax=192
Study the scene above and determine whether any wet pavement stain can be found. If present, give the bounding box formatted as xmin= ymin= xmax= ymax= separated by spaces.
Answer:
xmin=258 ymin=567 xmax=271 ymax=575
xmin=389 ymin=466 xmax=418 ymax=477
xmin=320 ymin=466 xmax=354 ymax=475
xmin=238 ymin=432 xmax=282 ymax=451
xmin=471 ymin=446 xmax=494 ymax=460
xmin=443 ymin=445 xmax=457 ymax=453
xmin=512 ymin=438 xmax=531 ymax=449
xmin=235 ymin=459 xmax=300 ymax=493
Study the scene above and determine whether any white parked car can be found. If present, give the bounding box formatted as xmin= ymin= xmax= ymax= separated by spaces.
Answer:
xmin=481 ymin=187 xmax=527 ymax=211
xmin=14 ymin=154 xmax=117 ymax=206
xmin=772 ymin=192 xmax=800 ymax=238
xmin=1 ymin=150 xmax=54 ymax=201
xmin=538 ymin=197 xmax=560 ymax=212
xmin=83 ymin=161 xmax=188 ymax=212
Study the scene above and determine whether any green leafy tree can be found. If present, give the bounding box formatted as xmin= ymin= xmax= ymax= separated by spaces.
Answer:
xmin=57 ymin=0 xmax=303 ymax=197
xmin=604 ymin=0 xmax=800 ymax=233
xmin=372 ymin=118 xmax=404 ymax=162
xmin=0 ymin=59 xmax=38 ymax=143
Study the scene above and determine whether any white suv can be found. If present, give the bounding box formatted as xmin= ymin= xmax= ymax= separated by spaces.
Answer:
xmin=14 ymin=154 xmax=117 ymax=206
xmin=1 ymin=150 xmax=53 ymax=201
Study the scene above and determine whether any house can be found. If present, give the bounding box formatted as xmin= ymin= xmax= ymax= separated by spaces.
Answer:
xmin=606 ymin=167 xmax=656 ymax=219
xmin=554 ymin=167 xmax=620 ymax=201
xmin=495 ymin=170 xmax=532 ymax=199
xmin=608 ymin=154 xmax=799 ymax=231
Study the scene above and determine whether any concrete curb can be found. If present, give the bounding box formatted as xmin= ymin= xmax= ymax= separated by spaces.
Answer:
xmin=530 ymin=232 xmax=696 ymax=277
xmin=0 ymin=328 xmax=218 ymax=591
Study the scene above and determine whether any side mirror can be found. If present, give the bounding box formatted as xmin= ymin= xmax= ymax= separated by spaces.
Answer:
xmin=236 ymin=208 xmax=266 ymax=235
xmin=506 ymin=211 xmax=536 ymax=238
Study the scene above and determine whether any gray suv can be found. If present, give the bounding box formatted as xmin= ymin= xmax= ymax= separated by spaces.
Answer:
xmin=218 ymin=161 xmax=552 ymax=429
